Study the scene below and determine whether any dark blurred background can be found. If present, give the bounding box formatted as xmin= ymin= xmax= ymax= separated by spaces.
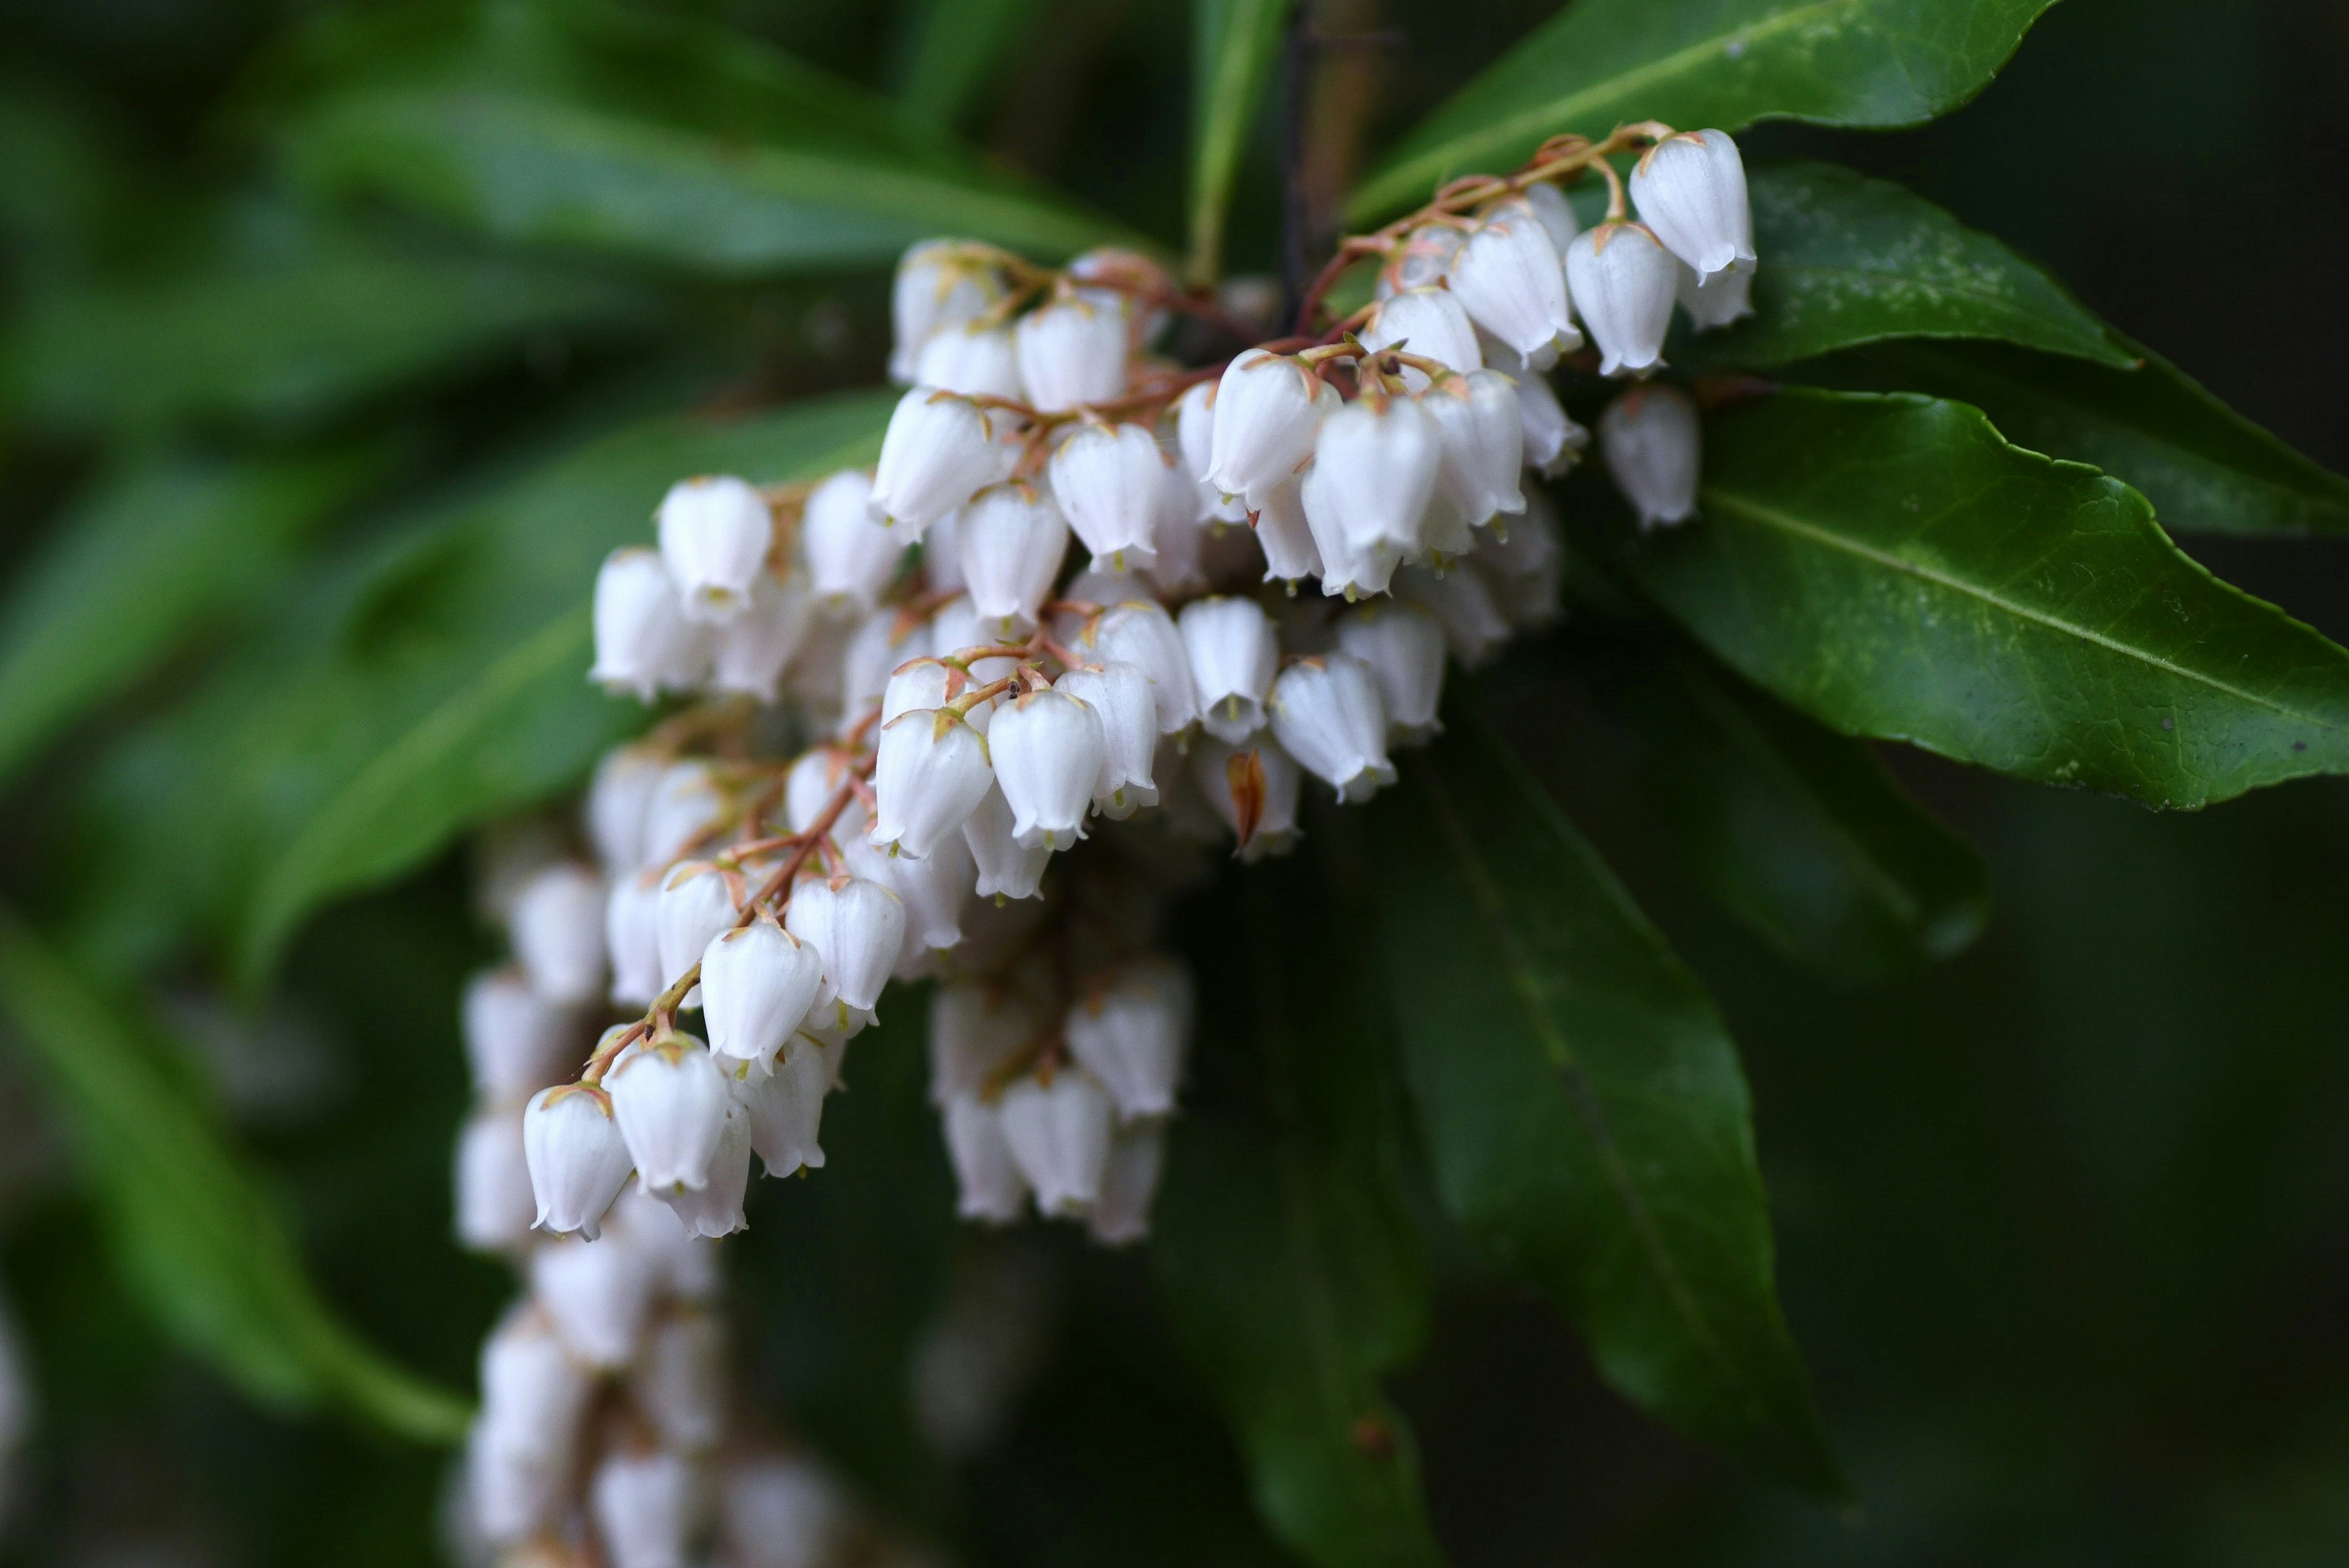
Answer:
xmin=2 ymin=0 xmax=2348 ymax=1563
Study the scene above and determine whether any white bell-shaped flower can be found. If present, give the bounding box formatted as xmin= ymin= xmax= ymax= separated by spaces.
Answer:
xmin=1091 ymin=600 xmax=1198 ymax=733
xmin=1601 ymin=382 xmax=1702 ymax=527
xmin=511 ymin=863 xmax=607 ymax=1006
xmin=1317 ymin=392 xmax=1441 ymax=560
xmin=880 ymin=656 xmax=952 ymax=725
xmin=1179 ymin=595 xmax=1277 ymax=742
xmin=585 ymin=745 xmax=665 ymax=872
xmin=1065 ymin=960 xmax=1191 ymax=1121
xmin=1253 ymin=472 xmax=1326 ymax=585
xmin=990 ymin=688 xmax=1105 ymax=850
xmin=710 ymin=571 xmax=813 ymax=702
xmin=1515 ymin=372 xmax=1589 ymax=477
xmin=802 ymin=469 xmax=904 ymax=615
xmin=1565 ymin=223 xmax=1679 ymax=377
xmin=1398 ymin=563 xmax=1511 ymax=667
xmin=606 ymin=872 xmax=665 ymax=1008
xmin=922 ymin=504 xmax=968 ymax=593
xmin=784 ymin=875 xmax=904 ymax=1014
xmin=1678 ymin=255 xmax=1756 ymax=330
xmin=467 ymin=1418 xmax=563 ymax=1545
xmin=1425 ymin=370 xmax=1527 ymax=533
xmin=629 ymin=1309 xmax=727 ymax=1454
xmin=870 ymin=388 xmax=1015 ymax=533
xmin=1015 ymin=294 xmax=1129 ymax=412
xmin=890 ymin=239 xmax=1005 ymax=382
xmin=837 ymin=607 xmax=906 ymax=736
xmin=1301 ymin=461 xmax=1386 ymax=597
xmin=784 ymin=746 xmax=869 ymax=844
xmin=719 ymin=1457 xmax=852 ymax=1568
xmin=962 ymin=782 xmax=1051 ymax=901
xmin=658 ymin=475 xmax=773 ymax=625
xmin=998 ymin=1072 xmax=1114 ymax=1216
xmin=1067 ymin=245 xmax=1172 ymax=341
xmin=914 ymin=321 xmax=1026 ymax=401
xmin=591 ymin=548 xmax=703 ymax=700
xmin=930 ymin=983 xmax=1041 ymax=1103
xmin=1630 ymin=129 xmax=1755 ymax=283
xmin=1048 ymin=421 xmax=1163 ymax=570
xmin=1337 ymin=602 xmax=1447 ymax=745
xmin=943 ymin=1093 xmax=1029 ymax=1222
xmin=464 ymin=967 xmax=581 ymax=1101
xmin=1446 ymin=212 xmax=1580 ymax=359
xmin=522 ymin=1083 xmax=635 ymax=1239
xmin=958 ymin=483 xmax=1069 ymax=637
xmin=593 ymin=1448 xmax=710 ymax=1568
xmin=1521 ymin=182 xmax=1579 ymax=258
xmin=656 ymin=863 xmax=738 ymax=1000
xmin=608 ymin=1035 xmax=733 ymax=1195
xmin=456 ymin=1109 xmax=536 ymax=1252
xmin=606 ymin=1184 xmax=722 ymax=1300
xmin=1359 ymin=287 xmax=1483 ymax=391
xmin=736 ymin=1034 xmax=831 ymax=1177
xmin=871 ymin=707 xmax=993 ymax=858
xmin=1190 ymin=737 xmax=1302 ymax=860
xmin=1088 ymin=1119 xmax=1168 ymax=1246
xmin=530 ymin=1225 xmax=659 ymax=1367
xmin=656 ymin=1097 xmax=751 ymax=1238
xmin=1269 ymin=653 xmax=1395 ymax=801
xmin=1150 ymin=447 xmax=1210 ymax=593
xmin=640 ymin=757 xmax=725 ymax=867
xmin=1054 ymin=661 xmax=1157 ymax=817
xmin=1475 ymin=506 xmax=1565 ymax=631
xmin=702 ymin=916 xmax=825 ymax=1076
xmin=1206 ymin=350 xmax=1338 ymax=510
xmin=1176 ymin=380 xmax=1248 ymax=523
xmin=1381 ymin=223 xmax=1466 ymax=295
xmin=847 ymin=831 xmax=970 ymax=960
xmin=479 ymin=1307 xmax=594 ymax=1465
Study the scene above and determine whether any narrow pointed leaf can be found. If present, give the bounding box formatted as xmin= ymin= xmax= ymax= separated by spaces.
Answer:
xmin=1370 ymin=719 xmax=1836 ymax=1492
xmin=1187 ymin=0 xmax=1293 ymax=287
xmin=1349 ymin=0 xmax=2060 ymax=223
xmin=888 ymin=0 xmax=1050 ymax=130
xmin=1603 ymin=388 xmax=2349 ymax=808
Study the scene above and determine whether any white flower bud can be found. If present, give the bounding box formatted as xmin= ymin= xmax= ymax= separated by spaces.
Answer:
xmin=658 ymin=475 xmax=773 ymax=625
xmin=720 ymin=1456 xmax=852 ymax=1568
xmin=784 ymin=875 xmax=904 ymax=1014
xmin=630 ymin=1309 xmax=727 ymax=1454
xmin=1178 ymin=596 xmax=1277 ymax=742
xmin=1253 ymin=473 xmax=1326 ymax=585
xmin=998 ymin=1074 xmax=1113 ymax=1217
xmin=658 ymin=1096 xmax=751 ymax=1238
xmin=702 ymin=916 xmax=825 ymax=1076
xmin=511 ymin=863 xmax=607 ymax=1006
xmin=990 ymin=688 xmax=1105 ymax=850
xmin=1150 ymin=442 xmax=1211 ymax=593
xmin=642 ymin=757 xmax=726 ymax=868
xmin=962 ymin=782 xmax=1050 ymax=901
xmin=1176 ymin=381 xmax=1248 ymax=522
xmin=921 ymin=504 xmax=967 ymax=594
xmin=1015 ymin=295 xmax=1129 ymax=412
xmin=656 ymin=863 xmax=738 ymax=1000
xmin=1381 ymin=224 xmax=1465 ymax=295
xmin=522 ymin=1081 xmax=634 ymax=1239
xmin=710 ymin=572 xmax=813 ymax=702
xmin=479 ymin=1307 xmax=593 ymax=1467
xmin=1521 ymin=181 xmax=1580 ymax=258
xmin=838 ymin=606 xmax=909 ymax=736
xmin=1474 ymin=492 xmax=1565 ymax=630
xmin=463 ymin=967 xmax=581 ymax=1100
xmin=1360 ymin=287 xmax=1483 ymax=391
xmin=467 ymin=1419 xmax=563 ymax=1545
xmin=456 ymin=1109 xmax=536 ymax=1252
xmin=1269 ymin=654 xmax=1395 ymax=801
xmin=880 ymin=656 xmax=951 ymax=726
xmin=914 ymin=321 xmax=1026 ymax=401
xmin=1048 ymin=421 xmax=1164 ymax=570
xmin=1053 ymin=661 xmax=1157 ymax=817
xmin=1068 ymin=245 xmax=1173 ymax=343
xmin=607 ymin=1183 xmax=723 ymax=1300
xmin=847 ymin=831 xmax=971 ymax=959
xmin=891 ymin=240 xmax=1006 ymax=382
xmin=1337 ymin=602 xmax=1447 ymax=745
xmin=930 ymin=983 xmax=1041 ymax=1103
xmin=1565 ymin=223 xmax=1678 ymax=377
xmin=1514 ymin=371 xmax=1589 ymax=477
xmin=1065 ymin=959 xmax=1190 ymax=1121
xmin=1189 ymin=737 xmax=1302 ymax=860
xmin=1398 ymin=563 xmax=1511 ymax=667
xmin=1302 ymin=458 xmax=1396 ymax=601
xmin=1630 ymin=129 xmax=1755 ymax=283
xmin=1088 ymin=1119 xmax=1168 ymax=1246
xmin=593 ymin=1449 xmax=710 ymax=1568
xmin=802 ymin=469 xmax=904 ymax=616
xmin=943 ymin=1093 xmax=1028 ymax=1222
xmin=585 ymin=745 xmax=666 ymax=873
xmin=1091 ymin=600 xmax=1198 ymax=734
xmin=870 ymin=389 xmax=1015 ymax=534
xmin=1601 ymin=382 xmax=1701 ymax=527
xmin=1425 ymin=370 xmax=1527 ymax=533
xmin=785 ymin=746 xmax=869 ymax=844
xmin=872 ymin=707 xmax=994 ymax=858
xmin=959 ymin=483 xmax=1069 ymax=637
xmin=1447 ymin=211 xmax=1580 ymax=359
xmin=1307 ymin=394 xmax=1441 ymax=578
xmin=531 ymin=1224 xmax=658 ymax=1367
xmin=736 ymin=1033 xmax=831 ymax=1178
xmin=606 ymin=872 xmax=664 ymax=1009
xmin=1677 ymin=255 xmax=1756 ymax=330
xmin=592 ymin=549 xmax=705 ymax=700
xmin=1206 ymin=350 xmax=1338 ymax=510
xmin=609 ymin=1035 xmax=732 ymax=1195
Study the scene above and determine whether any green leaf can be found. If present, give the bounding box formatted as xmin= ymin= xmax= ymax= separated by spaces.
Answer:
xmin=1601 ymin=388 xmax=2349 ymax=809
xmin=1154 ymin=855 xmax=1444 ymax=1568
xmin=0 ymin=446 xmax=382 ymax=789
xmin=0 ymin=907 xmax=470 ymax=1440
xmin=1187 ymin=0 xmax=1293 ymax=288
xmin=272 ymin=0 xmax=1134 ymax=274
xmin=1370 ymin=719 xmax=1836 ymax=1492
xmin=1676 ymin=161 xmax=2131 ymax=370
xmin=1791 ymin=337 xmax=2349 ymax=537
xmin=888 ymin=0 xmax=1050 ymax=131
xmin=1349 ymin=0 xmax=2061 ymax=223
xmin=1595 ymin=638 xmax=1990 ymax=980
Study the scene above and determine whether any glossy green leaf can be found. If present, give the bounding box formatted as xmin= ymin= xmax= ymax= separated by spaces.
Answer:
xmin=888 ymin=0 xmax=1050 ymax=130
xmin=1597 ymin=639 xmax=1990 ymax=980
xmin=1677 ymin=162 xmax=2130 ymax=370
xmin=1154 ymin=856 xmax=1444 ymax=1568
xmin=1370 ymin=722 xmax=1836 ymax=1492
xmin=1605 ymin=388 xmax=2349 ymax=809
xmin=272 ymin=0 xmax=1132 ymax=273
xmin=0 ymin=447 xmax=382 ymax=789
xmin=1792 ymin=337 xmax=2349 ymax=537
xmin=1349 ymin=0 xmax=2060 ymax=223
xmin=0 ymin=908 xmax=470 ymax=1440
xmin=1187 ymin=0 xmax=1293 ymax=288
